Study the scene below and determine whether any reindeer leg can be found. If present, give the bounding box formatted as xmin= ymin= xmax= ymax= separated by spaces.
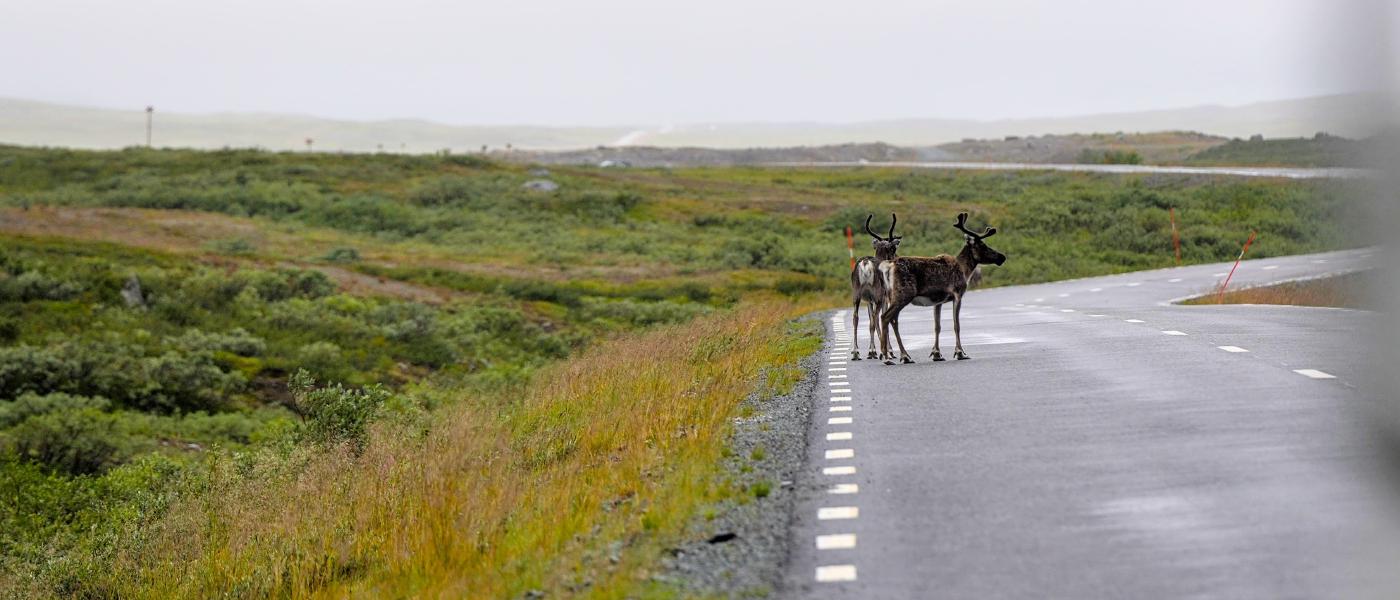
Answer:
xmin=850 ymin=298 xmax=862 ymax=360
xmin=953 ymin=293 xmax=970 ymax=360
xmin=866 ymin=301 xmax=880 ymax=359
xmin=891 ymin=315 xmax=913 ymax=364
xmin=931 ymin=303 xmax=945 ymax=361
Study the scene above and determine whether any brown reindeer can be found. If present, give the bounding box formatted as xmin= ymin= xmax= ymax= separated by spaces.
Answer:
xmin=877 ymin=212 xmax=1006 ymax=365
xmin=849 ymin=214 xmax=900 ymax=360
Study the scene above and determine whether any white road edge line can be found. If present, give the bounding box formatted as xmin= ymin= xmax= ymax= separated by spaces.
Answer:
xmin=1125 ymin=319 xmax=1145 ymax=323
xmin=1218 ymin=346 xmax=1249 ymax=353
xmin=1162 ymin=330 xmax=1187 ymax=336
xmin=824 ymin=448 xmax=854 ymax=460
xmin=828 ymin=417 xmax=853 ymax=425
xmin=1294 ymin=369 xmax=1336 ymax=379
xmin=815 ymin=564 xmax=857 ymax=582
xmin=826 ymin=431 xmax=852 ymax=441
xmin=818 ymin=506 xmax=859 ymax=520
xmin=816 ymin=534 xmax=857 ymax=550
xmin=823 ymin=465 xmax=856 ymax=475
xmin=828 ymin=483 xmax=859 ymax=494
xmin=829 ymin=406 xmax=852 ymax=412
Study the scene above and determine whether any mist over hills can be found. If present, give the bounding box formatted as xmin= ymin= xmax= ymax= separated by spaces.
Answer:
xmin=0 ymin=92 xmax=1384 ymax=152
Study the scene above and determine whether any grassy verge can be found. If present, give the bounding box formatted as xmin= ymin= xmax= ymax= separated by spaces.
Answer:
xmin=49 ymin=296 xmax=824 ymax=598
xmin=1183 ymin=271 xmax=1374 ymax=309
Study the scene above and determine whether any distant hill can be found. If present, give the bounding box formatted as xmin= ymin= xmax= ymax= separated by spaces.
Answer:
xmin=0 ymin=92 xmax=1385 ymax=151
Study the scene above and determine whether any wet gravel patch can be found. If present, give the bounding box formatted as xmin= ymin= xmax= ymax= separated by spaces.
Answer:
xmin=657 ymin=312 xmax=827 ymax=597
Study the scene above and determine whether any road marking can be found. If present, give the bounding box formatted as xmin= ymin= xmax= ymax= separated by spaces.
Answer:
xmin=1087 ymin=314 xmax=1106 ymax=317
xmin=1125 ymin=319 xmax=1145 ymax=323
xmin=1162 ymin=330 xmax=1187 ymax=336
xmin=816 ymin=534 xmax=857 ymax=550
xmin=1218 ymin=345 xmax=1249 ymax=353
xmin=830 ymin=388 xmax=851 ymax=393
xmin=825 ymin=448 xmax=854 ymax=460
xmin=828 ymin=417 xmax=853 ymax=425
xmin=1312 ymin=259 xmax=1328 ymax=264
xmin=826 ymin=431 xmax=852 ymax=441
xmin=1090 ymin=288 xmax=1103 ymax=292
xmin=823 ymin=465 xmax=856 ymax=475
xmin=1263 ymin=265 xmax=1278 ymax=270
xmin=815 ymin=564 xmax=857 ymax=582
xmin=1035 ymin=297 xmax=1045 ymax=302
xmin=1057 ymin=293 xmax=1070 ymax=298
xmin=829 ymin=406 xmax=852 ymax=412
xmin=829 ymin=360 xmax=847 ymax=365
xmin=1168 ymin=278 xmax=1182 ymax=283
xmin=1213 ymin=272 xmax=1227 ymax=277
xmin=828 ymin=483 xmax=859 ymax=494
xmin=1126 ymin=282 xmax=1141 ymax=287
xmin=830 ymin=396 xmax=851 ymax=403
xmin=818 ymin=506 xmax=859 ymax=520
xmin=829 ymin=375 xmax=847 ymax=380
xmin=828 ymin=367 xmax=846 ymax=372
xmin=1060 ymin=309 xmax=1075 ymax=313
xmin=1294 ymin=369 xmax=1336 ymax=379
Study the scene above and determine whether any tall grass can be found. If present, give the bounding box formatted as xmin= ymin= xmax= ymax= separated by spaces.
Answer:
xmin=77 ymin=296 xmax=823 ymax=598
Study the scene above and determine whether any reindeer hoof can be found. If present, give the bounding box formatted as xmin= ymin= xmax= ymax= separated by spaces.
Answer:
xmin=955 ymin=350 xmax=970 ymax=360
xmin=866 ymin=351 xmax=878 ymax=360
xmin=883 ymin=359 xmax=897 ymax=366
xmin=900 ymin=356 xmax=914 ymax=365
xmin=931 ymin=351 xmax=946 ymax=362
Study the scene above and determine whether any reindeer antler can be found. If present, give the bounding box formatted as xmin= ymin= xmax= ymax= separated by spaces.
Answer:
xmin=953 ymin=212 xmax=996 ymax=239
xmin=864 ymin=214 xmax=881 ymax=240
xmin=887 ymin=213 xmax=899 ymax=240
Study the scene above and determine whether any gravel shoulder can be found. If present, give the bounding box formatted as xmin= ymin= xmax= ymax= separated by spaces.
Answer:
xmin=659 ymin=312 xmax=827 ymax=597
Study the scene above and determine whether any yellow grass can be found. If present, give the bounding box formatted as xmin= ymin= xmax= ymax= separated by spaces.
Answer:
xmin=1186 ymin=271 xmax=1371 ymax=309
xmin=93 ymin=295 xmax=826 ymax=599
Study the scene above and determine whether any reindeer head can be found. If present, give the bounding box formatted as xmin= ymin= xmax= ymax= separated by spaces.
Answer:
xmin=953 ymin=212 xmax=1006 ymax=266
xmin=864 ymin=213 xmax=901 ymax=261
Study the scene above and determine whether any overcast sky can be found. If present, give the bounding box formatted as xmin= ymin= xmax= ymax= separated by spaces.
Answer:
xmin=1 ymin=0 xmax=1388 ymax=126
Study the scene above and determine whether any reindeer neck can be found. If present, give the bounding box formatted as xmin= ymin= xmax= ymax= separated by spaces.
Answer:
xmin=955 ymin=244 xmax=979 ymax=276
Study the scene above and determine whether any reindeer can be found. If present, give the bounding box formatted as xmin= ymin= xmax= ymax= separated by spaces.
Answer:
xmin=877 ymin=212 xmax=1006 ymax=365
xmin=849 ymin=214 xmax=900 ymax=360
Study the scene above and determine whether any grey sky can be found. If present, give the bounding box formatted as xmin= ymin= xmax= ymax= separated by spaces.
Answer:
xmin=0 ymin=0 xmax=1386 ymax=126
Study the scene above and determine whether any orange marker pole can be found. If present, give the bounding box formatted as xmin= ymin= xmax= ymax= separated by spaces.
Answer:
xmin=1170 ymin=207 xmax=1181 ymax=266
xmin=846 ymin=226 xmax=854 ymax=270
xmin=1217 ymin=230 xmax=1256 ymax=303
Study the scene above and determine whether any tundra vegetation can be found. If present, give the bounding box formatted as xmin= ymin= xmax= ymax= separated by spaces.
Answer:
xmin=0 ymin=144 xmax=1372 ymax=597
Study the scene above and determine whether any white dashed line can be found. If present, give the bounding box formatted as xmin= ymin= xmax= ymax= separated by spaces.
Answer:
xmin=828 ymin=375 xmax=847 ymax=380
xmin=1168 ymin=278 xmax=1182 ymax=283
xmin=828 ymin=483 xmax=859 ymax=494
xmin=1293 ymin=369 xmax=1336 ymax=379
xmin=818 ymin=506 xmax=859 ymax=520
xmin=1126 ymin=282 xmax=1141 ymax=287
xmin=826 ymin=431 xmax=852 ymax=441
xmin=823 ymin=465 xmax=856 ymax=475
xmin=828 ymin=417 xmax=852 ymax=425
xmin=1312 ymin=259 xmax=1328 ymax=264
xmin=1218 ymin=345 xmax=1249 ymax=353
xmin=1262 ymin=265 xmax=1278 ymax=270
xmin=829 ymin=361 xmax=847 ymax=365
xmin=1125 ymin=319 xmax=1145 ymax=323
xmin=830 ymin=397 xmax=851 ymax=403
xmin=827 ymin=369 xmax=846 ymax=373
xmin=1035 ymin=298 xmax=1045 ymax=302
xmin=816 ymin=534 xmax=857 ymax=550
xmin=1090 ymin=288 xmax=1103 ymax=292
xmin=1060 ymin=309 xmax=1075 ymax=313
xmin=829 ymin=406 xmax=852 ymax=412
xmin=1162 ymin=330 xmax=1187 ymax=336
xmin=815 ymin=564 xmax=857 ymax=582
xmin=825 ymin=448 xmax=854 ymax=460
xmin=1213 ymin=272 xmax=1227 ymax=277
xmin=1087 ymin=314 xmax=1106 ymax=317
xmin=1057 ymin=293 xmax=1070 ymax=298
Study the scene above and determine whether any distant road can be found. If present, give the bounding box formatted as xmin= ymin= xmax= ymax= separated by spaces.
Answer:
xmin=765 ymin=160 xmax=1373 ymax=179
xmin=786 ymin=249 xmax=1395 ymax=598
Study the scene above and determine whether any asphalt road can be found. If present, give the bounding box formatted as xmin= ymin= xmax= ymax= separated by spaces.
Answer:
xmin=783 ymin=248 xmax=1400 ymax=599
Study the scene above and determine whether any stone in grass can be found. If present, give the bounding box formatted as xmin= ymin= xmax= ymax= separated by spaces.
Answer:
xmin=522 ymin=179 xmax=559 ymax=192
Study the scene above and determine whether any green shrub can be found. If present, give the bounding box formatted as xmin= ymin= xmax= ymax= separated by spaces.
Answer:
xmin=289 ymin=369 xmax=388 ymax=451
xmin=7 ymin=405 xmax=137 ymax=475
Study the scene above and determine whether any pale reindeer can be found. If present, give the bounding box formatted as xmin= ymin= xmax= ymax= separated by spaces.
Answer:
xmin=849 ymin=214 xmax=900 ymax=360
xmin=878 ymin=212 xmax=1006 ymax=365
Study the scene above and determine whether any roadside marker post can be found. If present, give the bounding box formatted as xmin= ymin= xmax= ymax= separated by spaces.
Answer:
xmin=1216 ymin=230 xmax=1257 ymax=303
xmin=846 ymin=226 xmax=854 ymax=270
xmin=1170 ymin=207 xmax=1181 ymax=265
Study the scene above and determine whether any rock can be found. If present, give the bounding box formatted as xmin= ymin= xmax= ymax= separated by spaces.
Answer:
xmin=120 ymin=275 xmax=146 ymax=308
xmin=522 ymin=179 xmax=559 ymax=192
xmin=706 ymin=532 xmax=737 ymax=544
xmin=529 ymin=168 xmax=550 ymax=177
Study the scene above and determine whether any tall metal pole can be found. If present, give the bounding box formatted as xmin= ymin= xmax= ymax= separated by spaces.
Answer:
xmin=145 ymin=106 xmax=153 ymax=147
